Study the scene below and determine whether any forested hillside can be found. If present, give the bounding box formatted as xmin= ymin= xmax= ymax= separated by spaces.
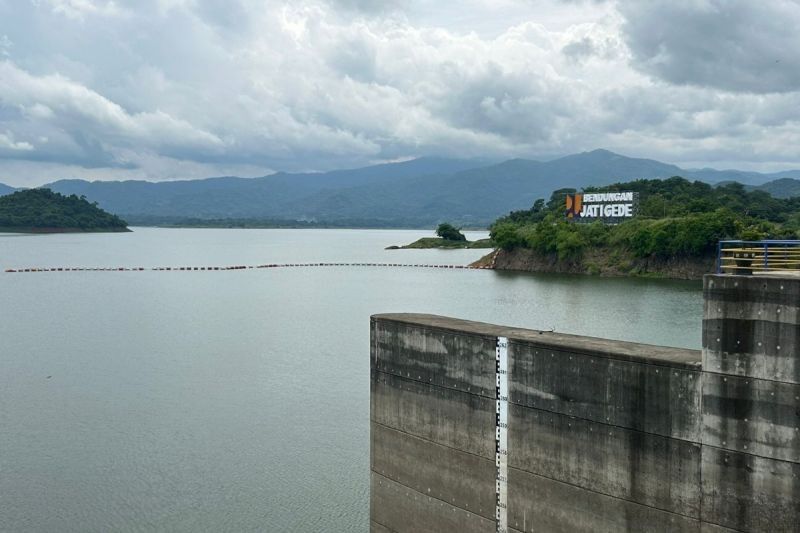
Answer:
xmin=0 ymin=189 xmax=129 ymax=232
xmin=0 ymin=150 xmax=796 ymax=228
xmin=487 ymin=177 xmax=800 ymax=278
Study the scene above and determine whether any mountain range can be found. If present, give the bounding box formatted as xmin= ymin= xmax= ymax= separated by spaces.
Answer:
xmin=2 ymin=149 xmax=800 ymax=227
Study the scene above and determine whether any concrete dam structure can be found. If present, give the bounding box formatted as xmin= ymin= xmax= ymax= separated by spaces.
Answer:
xmin=369 ymin=273 xmax=800 ymax=532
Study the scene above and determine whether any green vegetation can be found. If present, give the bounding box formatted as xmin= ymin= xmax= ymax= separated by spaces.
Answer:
xmin=435 ymin=222 xmax=467 ymax=242
xmin=490 ymin=177 xmax=800 ymax=263
xmin=753 ymin=178 xmax=800 ymax=199
xmin=0 ymin=188 xmax=129 ymax=232
xmin=392 ymin=237 xmax=494 ymax=249
xmin=390 ymin=222 xmax=492 ymax=249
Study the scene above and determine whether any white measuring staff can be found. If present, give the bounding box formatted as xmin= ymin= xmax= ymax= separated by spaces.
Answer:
xmin=495 ymin=336 xmax=509 ymax=533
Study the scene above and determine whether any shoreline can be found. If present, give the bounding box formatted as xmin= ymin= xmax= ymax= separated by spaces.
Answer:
xmin=0 ymin=227 xmax=131 ymax=234
xmin=472 ymin=248 xmax=714 ymax=281
xmin=387 ymin=236 xmax=494 ymax=249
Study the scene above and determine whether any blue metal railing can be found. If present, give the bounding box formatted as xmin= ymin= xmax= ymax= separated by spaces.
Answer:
xmin=716 ymin=240 xmax=800 ymax=274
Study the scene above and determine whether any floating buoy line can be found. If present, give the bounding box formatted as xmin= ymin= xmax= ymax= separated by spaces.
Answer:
xmin=5 ymin=262 xmax=491 ymax=273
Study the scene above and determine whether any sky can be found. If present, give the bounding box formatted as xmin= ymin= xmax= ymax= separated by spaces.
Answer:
xmin=0 ymin=0 xmax=799 ymax=186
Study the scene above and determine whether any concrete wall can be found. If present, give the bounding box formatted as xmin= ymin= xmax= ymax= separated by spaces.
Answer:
xmin=702 ymin=275 xmax=800 ymax=532
xmin=370 ymin=274 xmax=800 ymax=532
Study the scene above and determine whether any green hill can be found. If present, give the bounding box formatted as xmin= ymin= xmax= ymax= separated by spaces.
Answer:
xmin=0 ymin=188 xmax=130 ymax=232
xmin=26 ymin=150 xmax=800 ymax=228
xmin=486 ymin=177 xmax=800 ymax=279
xmin=752 ymin=178 xmax=800 ymax=199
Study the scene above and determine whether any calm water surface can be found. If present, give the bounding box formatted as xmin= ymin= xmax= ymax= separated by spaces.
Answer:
xmin=0 ymin=228 xmax=702 ymax=532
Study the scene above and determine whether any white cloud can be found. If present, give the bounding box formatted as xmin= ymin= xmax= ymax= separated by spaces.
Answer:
xmin=0 ymin=34 xmax=11 ymax=57
xmin=0 ymin=60 xmax=224 ymax=164
xmin=0 ymin=130 xmax=34 ymax=151
xmin=0 ymin=0 xmax=798 ymax=185
xmin=36 ymin=0 xmax=128 ymax=20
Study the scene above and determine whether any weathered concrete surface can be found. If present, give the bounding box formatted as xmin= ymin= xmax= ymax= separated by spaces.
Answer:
xmin=372 ymin=273 xmax=800 ymax=533
xmin=370 ymin=370 xmax=494 ymax=458
xmin=371 ymin=422 xmax=495 ymax=520
xmin=370 ymin=520 xmax=393 ymax=533
xmin=701 ymin=274 xmax=800 ymax=532
xmin=508 ymin=467 xmax=702 ymax=533
xmin=375 ymin=313 xmax=701 ymax=369
xmin=369 ymin=318 xmax=500 ymax=533
xmin=510 ymin=341 xmax=703 ymax=441
xmin=702 ymin=372 xmax=800 ymax=462
xmin=700 ymin=446 xmax=800 ymax=532
xmin=371 ymin=318 xmax=496 ymax=397
xmin=370 ymin=473 xmax=494 ymax=533
xmin=371 ymin=314 xmax=704 ymax=531
xmin=700 ymin=524 xmax=742 ymax=533
xmin=509 ymin=403 xmax=702 ymax=517
xmin=704 ymin=275 xmax=800 ymax=384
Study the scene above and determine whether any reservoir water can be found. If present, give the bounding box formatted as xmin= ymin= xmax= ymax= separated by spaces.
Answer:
xmin=0 ymin=228 xmax=702 ymax=532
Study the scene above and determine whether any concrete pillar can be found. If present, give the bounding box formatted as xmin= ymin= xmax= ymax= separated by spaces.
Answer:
xmin=701 ymin=274 xmax=800 ymax=532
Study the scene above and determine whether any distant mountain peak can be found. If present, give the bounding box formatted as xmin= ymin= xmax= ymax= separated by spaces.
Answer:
xmin=0 ymin=182 xmax=16 ymax=196
xmin=6 ymin=149 xmax=800 ymax=226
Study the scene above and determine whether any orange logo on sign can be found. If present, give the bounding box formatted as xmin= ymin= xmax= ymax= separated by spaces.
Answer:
xmin=565 ymin=194 xmax=583 ymax=219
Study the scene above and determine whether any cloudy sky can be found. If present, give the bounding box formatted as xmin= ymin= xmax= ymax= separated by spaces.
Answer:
xmin=0 ymin=0 xmax=799 ymax=186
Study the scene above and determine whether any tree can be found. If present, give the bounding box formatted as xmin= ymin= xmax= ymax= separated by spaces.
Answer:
xmin=490 ymin=221 xmax=525 ymax=250
xmin=436 ymin=222 xmax=467 ymax=241
xmin=0 ymin=188 xmax=128 ymax=230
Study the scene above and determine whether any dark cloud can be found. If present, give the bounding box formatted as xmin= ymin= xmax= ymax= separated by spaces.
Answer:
xmin=0 ymin=0 xmax=799 ymax=185
xmin=432 ymin=65 xmax=569 ymax=142
xmin=620 ymin=0 xmax=800 ymax=93
xmin=325 ymin=34 xmax=378 ymax=82
xmin=562 ymin=37 xmax=597 ymax=61
xmin=324 ymin=0 xmax=406 ymax=15
xmin=195 ymin=0 xmax=250 ymax=30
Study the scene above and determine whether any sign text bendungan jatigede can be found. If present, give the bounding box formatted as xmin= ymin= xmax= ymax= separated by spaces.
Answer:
xmin=565 ymin=191 xmax=638 ymax=223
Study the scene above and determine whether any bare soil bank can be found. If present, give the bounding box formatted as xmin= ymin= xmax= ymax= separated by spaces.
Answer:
xmin=472 ymin=248 xmax=714 ymax=280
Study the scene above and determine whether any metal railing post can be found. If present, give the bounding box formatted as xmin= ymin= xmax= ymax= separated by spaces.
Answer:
xmin=764 ymin=242 xmax=769 ymax=271
xmin=717 ymin=239 xmax=800 ymax=275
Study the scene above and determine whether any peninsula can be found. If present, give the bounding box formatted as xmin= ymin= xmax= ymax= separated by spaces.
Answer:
xmin=474 ymin=177 xmax=800 ymax=280
xmin=0 ymin=188 xmax=130 ymax=233
xmin=387 ymin=222 xmax=493 ymax=249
